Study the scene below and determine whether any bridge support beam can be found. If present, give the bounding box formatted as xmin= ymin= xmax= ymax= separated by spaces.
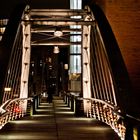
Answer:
xmin=82 ymin=15 xmax=92 ymax=113
xmin=20 ymin=8 xmax=31 ymax=112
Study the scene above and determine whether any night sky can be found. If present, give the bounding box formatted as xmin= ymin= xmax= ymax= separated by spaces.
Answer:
xmin=0 ymin=0 xmax=69 ymax=17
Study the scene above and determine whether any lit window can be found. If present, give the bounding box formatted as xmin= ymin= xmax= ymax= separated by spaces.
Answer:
xmin=70 ymin=55 xmax=81 ymax=73
xmin=70 ymin=45 xmax=81 ymax=54
xmin=70 ymin=0 xmax=82 ymax=9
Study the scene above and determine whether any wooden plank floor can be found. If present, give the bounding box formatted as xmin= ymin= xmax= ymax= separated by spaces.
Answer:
xmin=0 ymin=97 xmax=120 ymax=140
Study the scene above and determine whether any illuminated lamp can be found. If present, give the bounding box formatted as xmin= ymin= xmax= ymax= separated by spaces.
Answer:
xmin=64 ymin=64 xmax=68 ymax=70
xmin=54 ymin=27 xmax=63 ymax=37
xmin=4 ymin=87 xmax=11 ymax=92
xmin=53 ymin=46 xmax=60 ymax=54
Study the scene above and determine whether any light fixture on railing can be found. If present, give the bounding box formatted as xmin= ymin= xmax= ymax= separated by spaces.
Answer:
xmin=53 ymin=46 xmax=60 ymax=54
xmin=54 ymin=27 xmax=63 ymax=37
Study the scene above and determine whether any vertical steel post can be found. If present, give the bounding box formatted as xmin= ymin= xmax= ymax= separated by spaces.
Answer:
xmin=20 ymin=9 xmax=31 ymax=98
xmin=82 ymin=15 xmax=92 ymax=113
xmin=20 ymin=7 xmax=31 ymax=112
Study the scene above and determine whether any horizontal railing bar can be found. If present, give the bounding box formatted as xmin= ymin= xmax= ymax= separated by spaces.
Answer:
xmin=30 ymin=18 xmax=83 ymax=21
xmin=31 ymin=9 xmax=85 ymax=12
xmin=30 ymin=9 xmax=86 ymax=16
xmin=77 ymin=97 xmax=117 ymax=110
xmin=67 ymin=93 xmax=123 ymax=117
xmin=126 ymin=114 xmax=140 ymax=122
xmin=0 ymin=97 xmax=32 ymax=113
xmin=31 ymin=41 xmax=81 ymax=46
xmin=31 ymin=28 xmax=82 ymax=33
xmin=32 ymin=33 xmax=81 ymax=36
xmin=29 ymin=20 xmax=95 ymax=26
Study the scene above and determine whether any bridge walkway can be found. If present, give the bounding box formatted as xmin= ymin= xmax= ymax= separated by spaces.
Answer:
xmin=0 ymin=96 xmax=120 ymax=140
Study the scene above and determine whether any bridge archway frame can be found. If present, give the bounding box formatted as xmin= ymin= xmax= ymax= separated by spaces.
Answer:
xmin=0 ymin=3 xmax=138 ymax=140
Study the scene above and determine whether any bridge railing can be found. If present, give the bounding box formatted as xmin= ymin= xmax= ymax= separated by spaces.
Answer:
xmin=63 ymin=92 xmax=140 ymax=140
xmin=85 ymin=98 xmax=125 ymax=139
xmin=30 ymin=93 xmax=42 ymax=115
xmin=0 ymin=97 xmax=32 ymax=130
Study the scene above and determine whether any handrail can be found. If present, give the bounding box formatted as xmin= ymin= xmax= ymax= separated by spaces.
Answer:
xmin=0 ymin=97 xmax=32 ymax=130
xmin=64 ymin=92 xmax=140 ymax=140
xmin=78 ymin=96 xmax=140 ymax=123
xmin=80 ymin=97 xmax=117 ymax=110
xmin=68 ymin=92 xmax=117 ymax=110
xmin=1 ymin=97 xmax=32 ymax=112
xmin=0 ymin=89 xmax=41 ymax=130
xmin=69 ymin=92 xmax=124 ymax=118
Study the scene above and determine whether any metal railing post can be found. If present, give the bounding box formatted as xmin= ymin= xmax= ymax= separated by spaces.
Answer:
xmin=71 ymin=95 xmax=75 ymax=112
xmin=75 ymin=98 xmax=84 ymax=117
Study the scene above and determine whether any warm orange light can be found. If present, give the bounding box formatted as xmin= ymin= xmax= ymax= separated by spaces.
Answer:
xmin=54 ymin=28 xmax=63 ymax=37
xmin=4 ymin=87 xmax=11 ymax=92
xmin=53 ymin=46 xmax=60 ymax=53
xmin=64 ymin=64 xmax=68 ymax=70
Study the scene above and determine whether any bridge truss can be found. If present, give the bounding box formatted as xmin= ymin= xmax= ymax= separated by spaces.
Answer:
xmin=0 ymin=4 xmax=139 ymax=140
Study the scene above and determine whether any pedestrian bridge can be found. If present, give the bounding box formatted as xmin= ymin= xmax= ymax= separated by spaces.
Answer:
xmin=0 ymin=96 xmax=120 ymax=140
xmin=0 ymin=3 xmax=140 ymax=140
